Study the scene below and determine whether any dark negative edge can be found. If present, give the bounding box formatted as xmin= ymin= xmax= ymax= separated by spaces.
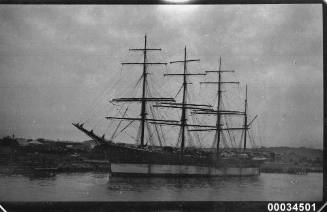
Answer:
xmin=1 ymin=201 xmax=325 ymax=212
xmin=0 ymin=0 xmax=325 ymax=5
xmin=0 ymin=2 xmax=324 ymax=212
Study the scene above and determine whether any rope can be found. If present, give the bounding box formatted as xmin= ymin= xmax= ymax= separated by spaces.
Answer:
xmin=239 ymin=130 xmax=244 ymax=149
xmin=186 ymin=127 xmax=195 ymax=147
xmin=110 ymin=107 xmax=128 ymax=139
xmin=176 ymin=129 xmax=182 ymax=148
xmin=212 ymin=131 xmax=217 ymax=149
xmin=146 ymin=123 xmax=156 ymax=146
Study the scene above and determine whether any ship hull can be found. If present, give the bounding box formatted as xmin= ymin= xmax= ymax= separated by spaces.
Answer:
xmin=110 ymin=163 xmax=260 ymax=177
xmin=91 ymin=143 xmax=261 ymax=177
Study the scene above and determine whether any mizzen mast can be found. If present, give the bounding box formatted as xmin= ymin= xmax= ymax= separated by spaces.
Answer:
xmin=196 ymin=57 xmax=241 ymax=157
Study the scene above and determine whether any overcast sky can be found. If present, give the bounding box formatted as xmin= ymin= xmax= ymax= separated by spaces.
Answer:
xmin=0 ymin=5 xmax=322 ymax=148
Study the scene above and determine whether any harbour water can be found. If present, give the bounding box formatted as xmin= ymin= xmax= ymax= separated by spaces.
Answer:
xmin=0 ymin=172 xmax=322 ymax=201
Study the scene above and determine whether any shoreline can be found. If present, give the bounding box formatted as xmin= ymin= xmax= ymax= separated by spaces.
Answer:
xmin=0 ymin=146 xmax=322 ymax=176
xmin=0 ymin=162 xmax=322 ymax=176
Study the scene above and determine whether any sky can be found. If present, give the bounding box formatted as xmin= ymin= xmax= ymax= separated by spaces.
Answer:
xmin=0 ymin=4 xmax=323 ymax=148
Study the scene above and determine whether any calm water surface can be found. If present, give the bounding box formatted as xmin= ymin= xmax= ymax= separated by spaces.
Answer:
xmin=0 ymin=172 xmax=322 ymax=201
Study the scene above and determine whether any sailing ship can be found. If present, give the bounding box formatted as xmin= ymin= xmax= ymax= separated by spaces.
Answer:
xmin=73 ymin=35 xmax=264 ymax=177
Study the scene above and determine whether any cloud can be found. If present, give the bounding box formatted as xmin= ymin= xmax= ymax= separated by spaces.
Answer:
xmin=0 ymin=5 xmax=322 ymax=148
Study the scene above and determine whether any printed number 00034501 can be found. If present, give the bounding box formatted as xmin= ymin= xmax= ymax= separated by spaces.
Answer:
xmin=267 ymin=203 xmax=316 ymax=212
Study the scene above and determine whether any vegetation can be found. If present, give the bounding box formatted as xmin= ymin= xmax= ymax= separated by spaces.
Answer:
xmin=258 ymin=147 xmax=323 ymax=173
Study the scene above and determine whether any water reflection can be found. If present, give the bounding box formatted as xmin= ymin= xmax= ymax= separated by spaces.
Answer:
xmin=28 ymin=171 xmax=57 ymax=181
xmin=107 ymin=175 xmax=261 ymax=192
xmin=0 ymin=172 xmax=322 ymax=201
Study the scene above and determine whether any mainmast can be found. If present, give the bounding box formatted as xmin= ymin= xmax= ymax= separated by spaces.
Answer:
xmin=162 ymin=46 xmax=204 ymax=153
xmin=215 ymin=57 xmax=222 ymax=156
xmin=140 ymin=35 xmax=148 ymax=147
xmin=180 ymin=47 xmax=188 ymax=153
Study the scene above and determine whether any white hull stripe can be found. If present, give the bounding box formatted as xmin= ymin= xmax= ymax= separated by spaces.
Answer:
xmin=110 ymin=163 xmax=259 ymax=176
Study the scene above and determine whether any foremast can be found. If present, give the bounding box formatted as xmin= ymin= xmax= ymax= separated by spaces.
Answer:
xmin=108 ymin=35 xmax=180 ymax=147
xmin=74 ymin=35 xmax=178 ymax=147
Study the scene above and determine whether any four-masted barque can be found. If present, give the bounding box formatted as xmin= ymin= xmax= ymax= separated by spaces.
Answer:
xmin=73 ymin=35 xmax=263 ymax=177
